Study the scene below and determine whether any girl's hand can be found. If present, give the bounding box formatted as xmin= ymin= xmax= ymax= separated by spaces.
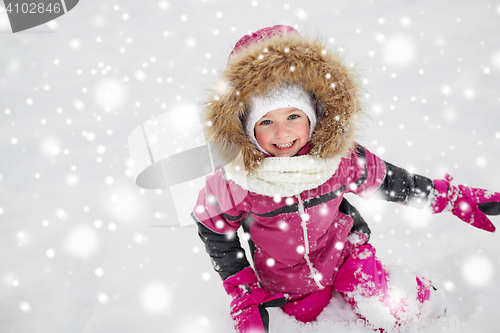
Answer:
xmin=433 ymin=174 xmax=500 ymax=232
xmin=223 ymin=267 xmax=288 ymax=333
xmin=339 ymin=232 xmax=369 ymax=264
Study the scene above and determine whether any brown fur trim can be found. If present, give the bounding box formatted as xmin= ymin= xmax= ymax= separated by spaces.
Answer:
xmin=202 ymin=31 xmax=363 ymax=173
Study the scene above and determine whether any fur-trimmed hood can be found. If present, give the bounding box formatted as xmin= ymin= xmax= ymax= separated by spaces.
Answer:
xmin=202 ymin=29 xmax=363 ymax=173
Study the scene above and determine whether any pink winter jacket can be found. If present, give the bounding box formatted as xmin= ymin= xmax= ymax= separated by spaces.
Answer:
xmin=192 ymin=25 xmax=450 ymax=303
xmin=193 ymin=144 xmax=393 ymax=296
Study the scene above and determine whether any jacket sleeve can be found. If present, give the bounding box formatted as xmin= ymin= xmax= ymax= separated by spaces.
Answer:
xmin=374 ymin=160 xmax=435 ymax=209
xmin=347 ymin=144 xmax=435 ymax=209
xmin=192 ymin=169 xmax=252 ymax=280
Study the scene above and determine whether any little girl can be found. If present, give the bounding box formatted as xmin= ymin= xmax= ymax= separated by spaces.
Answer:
xmin=191 ymin=25 xmax=500 ymax=333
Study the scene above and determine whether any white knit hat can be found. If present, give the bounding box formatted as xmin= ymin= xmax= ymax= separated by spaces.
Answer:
xmin=245 ymin=83 xmax=317 ymax=155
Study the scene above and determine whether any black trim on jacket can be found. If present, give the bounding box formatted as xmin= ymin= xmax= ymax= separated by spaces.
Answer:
xmin=242 ymin=215 xmax=257 ymax=260
xmin=354 ymin=144 xmax=368 ymax=187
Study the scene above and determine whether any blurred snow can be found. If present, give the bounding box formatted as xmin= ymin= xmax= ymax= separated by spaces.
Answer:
xmin=93 ymin=79 xmax=127 ymax=110
xmin=383 ymin=35 xmax=416 ymax=67
xmin=461 ymin=255 xmax=494 ymax=287
xmin=40 ymin=137 xmax=62 ymax=156
xmin=64 ymin=225 xmax=100 ymax=259
xmin=140 ymin=282 xmax=172 ymax=314
xmin=492 ymin=51 xmax=500 ymax=70
xmin=1 ymin=0 xmax=500 ymax=332
xmin=402 ymin=207 xmax=433 ymax=229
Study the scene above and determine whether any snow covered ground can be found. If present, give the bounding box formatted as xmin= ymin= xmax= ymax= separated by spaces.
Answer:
xmin=1 ymin=1 xmax=500 ymax=332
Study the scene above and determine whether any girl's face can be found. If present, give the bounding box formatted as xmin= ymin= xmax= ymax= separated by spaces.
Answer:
xmin=254 ymin=107 xmax=310 ymax=157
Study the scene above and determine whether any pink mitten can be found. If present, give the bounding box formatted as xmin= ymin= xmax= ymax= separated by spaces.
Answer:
xmin=433 ymin=174 xmax=500 ymax=232
xmin=339 ymin=231 xmax=369 ymax=263
xmin=223 ymin=267 xmax=288 ymax=333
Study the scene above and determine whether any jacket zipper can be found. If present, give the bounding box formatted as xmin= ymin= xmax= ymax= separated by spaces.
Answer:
xmin=296 ymin=194 xmax=325 ymax=289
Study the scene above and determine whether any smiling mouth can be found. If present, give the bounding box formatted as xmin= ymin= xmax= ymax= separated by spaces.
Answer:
xmin=274 ymin=140 xmax=296 ymax=149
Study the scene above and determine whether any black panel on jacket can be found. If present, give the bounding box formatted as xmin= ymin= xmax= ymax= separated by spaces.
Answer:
xmin=376 ymin=161 xmax=434 ymax=208
xmin=197 ymin=220 xmax=251 ymax=280
xmin=339 ymin=198 xmax=371 ymax=240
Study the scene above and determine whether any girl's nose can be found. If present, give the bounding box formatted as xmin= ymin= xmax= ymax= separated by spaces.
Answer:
xmin=274 ymin=122 xmax=290 ymax=139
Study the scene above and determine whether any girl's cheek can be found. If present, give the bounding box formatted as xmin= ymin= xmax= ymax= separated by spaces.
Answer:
xmin=256 ymin=130 xmax=271 ymax=146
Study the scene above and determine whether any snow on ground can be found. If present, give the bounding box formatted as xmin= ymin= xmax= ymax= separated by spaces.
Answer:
xmin=1 ymin=1 xmax=500 ymax=332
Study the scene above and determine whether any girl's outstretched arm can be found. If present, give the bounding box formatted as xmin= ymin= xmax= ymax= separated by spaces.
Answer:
xmin=349 ymin=144 xmax=499 ymax=232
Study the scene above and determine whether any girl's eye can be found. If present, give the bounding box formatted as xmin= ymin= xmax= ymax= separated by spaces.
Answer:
xmin=289 ymin=114 xmax=298 ymax=120
xmin=260 ymin=119 xmax=272 ymax=125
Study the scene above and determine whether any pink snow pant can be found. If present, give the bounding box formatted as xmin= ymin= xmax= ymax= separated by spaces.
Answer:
xmin=281 ymin=244 xmax=431 ymax=323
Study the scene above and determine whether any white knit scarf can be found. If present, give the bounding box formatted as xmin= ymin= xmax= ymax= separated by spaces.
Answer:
xmin=224 ymin=154 xmax=342 ymax=197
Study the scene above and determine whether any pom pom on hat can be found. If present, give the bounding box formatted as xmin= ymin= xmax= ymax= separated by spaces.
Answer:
xmin=229 ymin=25 xmax=297 ymax=60
xmin=245 ymin=83 xmax=317 ymax=155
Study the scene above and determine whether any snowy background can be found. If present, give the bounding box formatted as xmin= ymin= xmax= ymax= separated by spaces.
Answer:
xmin=1 ymin=0 xmax=500 ymax=332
